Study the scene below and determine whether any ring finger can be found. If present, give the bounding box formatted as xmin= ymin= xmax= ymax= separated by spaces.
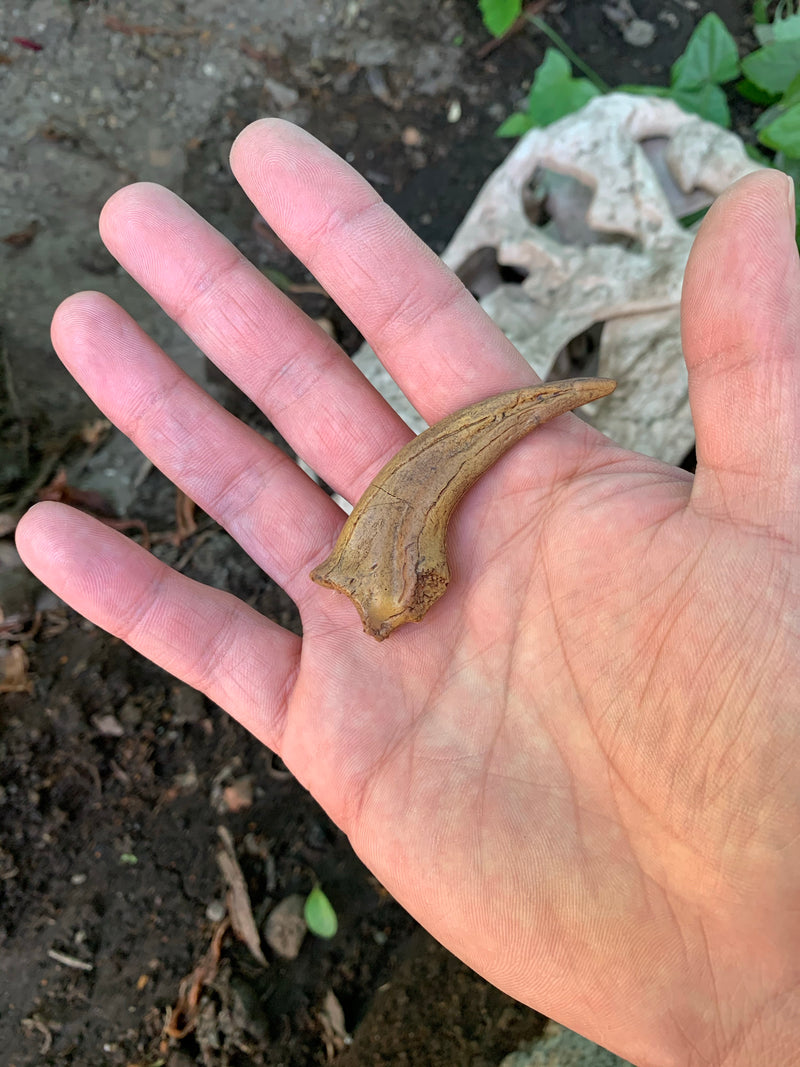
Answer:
xmin=51 ymin=291 xmax=342 ymax=609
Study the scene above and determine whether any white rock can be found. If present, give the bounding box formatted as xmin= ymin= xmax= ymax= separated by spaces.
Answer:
xmin=353 ymin=94 xmax=763 ymax=464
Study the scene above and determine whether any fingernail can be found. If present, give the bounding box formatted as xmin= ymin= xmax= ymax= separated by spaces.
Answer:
xmin=787 ymin=173 xmax=798 ymax=229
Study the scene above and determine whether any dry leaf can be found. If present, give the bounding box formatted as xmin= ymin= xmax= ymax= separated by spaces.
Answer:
xmin=77 ymin=418 xmax=111 ymax=447
xmin=165 ymin=918 xmax=229 ymax=1039
xmin=37 ymin=468 xmax=150 ymax=546
xmin=221 ymin=776 xmax=254 ymax=813
xmin=0 ymin=644 xmax=32 ymax=694
xmin=318 ymin=989 xmax=351 ymax=1060
xmin=2 ymin=221 xmax=39 ymax=249
xmin=175 ymin=489 xmax=198 ymax=542
xmin=0 ymin=512 xmax=20 ymax=538
xmin=38 ymin=468 xmax=116 ymax=516
xmin=216 ymin=826 xmax=268 ymax=966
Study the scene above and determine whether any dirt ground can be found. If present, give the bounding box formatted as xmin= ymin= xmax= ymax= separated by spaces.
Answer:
xmin=1 ymin=2 xmax=755 ymax=1065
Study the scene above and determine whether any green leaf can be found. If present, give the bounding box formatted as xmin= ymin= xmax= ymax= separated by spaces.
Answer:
xmin=735 ymin=77 xmax=782 ymax=105
xmin=754 ymin=7 xmax=800 ymax=44
xmin=754 ymin=101 xmax=787 ymax=131
xmin=775 ymin=153 xmax=800 ymax=207
xmin=262 ymin=267 xmax=295 ymax=292
xmin=670 ymin=83 xmax=732 ymax=127
xmin=120 ymin=853 xmax=138 ymax=865
xmin=525 ymin=48 xmax=600 ymax=125
xmin=753 ymin=0 xmax=770 ymax=24
xmin=617 ymin=83 xmax=672 ymax=96
xmin=773 ymin=11 xmax=800 ymax=41
xmin=775 ymin=150 xmax=800 ymax=182
xmin=678 ymin=205 xmax=711 ymax=228
xmin=304 ymin=886 xmax=338 ymax=939
xmin=741 ymin=39 xmax=800 ymax=94
xmin=781 ymin=70 xmax=800 ymax=106
xmin=758 ymin=101 xmax=800 ymax=155
xmin=671 ymin=13 xmax=740 ymax=89
xmin=495 ymin=112 xmax=535 ymax=138
xmin=478 ymin=0 xmax=521 ymax=37
xmin=744 ymin=143 xmax=774 ymax=165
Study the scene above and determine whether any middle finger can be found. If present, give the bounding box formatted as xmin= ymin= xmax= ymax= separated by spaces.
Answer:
xmin=99 ymin=182 xmax=414 ymax=501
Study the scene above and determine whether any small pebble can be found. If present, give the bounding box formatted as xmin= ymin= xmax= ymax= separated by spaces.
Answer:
xmin=206 ymin=899 xmax=227 ymax=923
xmin=623 ymin=18 xmax=656 ymax=47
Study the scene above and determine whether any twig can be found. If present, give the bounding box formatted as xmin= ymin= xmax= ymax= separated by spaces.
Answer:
xmin=527 ymin=14 xmax=610 ymax=92
xmin=47 ymin=949 xmax=93 ymax=971
xmin=216 ymin=826 xmax=268 ymax=967
xmin=477 ymin=0 xmax=550 ymax=59
xmin=1 ymin=340 xmax=30 ymax=465
xmin=173 ymin=527 xmax=216 ymax=572
xmin=104 ymin=15 xmax=201 ymax=38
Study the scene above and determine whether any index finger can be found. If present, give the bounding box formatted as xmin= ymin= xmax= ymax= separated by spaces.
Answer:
xmin=230 ymin=119 xmax=534 ymax=423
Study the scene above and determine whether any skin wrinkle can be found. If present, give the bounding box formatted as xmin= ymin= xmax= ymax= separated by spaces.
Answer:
xmin=168 ymin=240 xmax=246 ymax=329
xmin=538 ymin=530 xmax=585 ymax=709
xmin=89 ymin=312 xmax=344 ymax=588
xmin=631 ymin=547 xmax=706 ymax=705
xmin=303 ymin=198 xmax=392 ymax=295
xmin=108 ymin=551 xmax=173 ymax=654
xmin=371 ymin=256 xmax=467 ymax=355
xmin=606 ymin=743 xmax=713 ymax=892
xmin=698 ymin=919 xmax=726 ymax=1059
xmin=237 ymin=135 xmax=529 ymax=413
xmin=185 ymin=595 xmax=247 ymax=697
xmin=57 ymin=301 xmax=334 ymax=584
xmin=18 ymin=130 xmax=800 ymax=1066
xmin=201 ymin=455 xmax=282 ymax=548
xmin=105 ymin=193 xmax=414 ymax=501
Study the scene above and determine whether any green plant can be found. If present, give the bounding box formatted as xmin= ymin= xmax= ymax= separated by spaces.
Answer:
xmin=304 ymin=885 xmax=338 ymax=939
xmin=496 ymin=48 xmax=601 ymax=136
xmin=483 ymin=3 xmax=800 ymax=234
xmin=478 ymin=0 xmax=522 ymax=38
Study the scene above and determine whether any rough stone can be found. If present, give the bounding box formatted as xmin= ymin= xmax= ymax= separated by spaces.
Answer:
xmin=499 ymin=1020 xmax=635 ymax=1066
xmin=353 ymin=93 xmax=762 ymax=464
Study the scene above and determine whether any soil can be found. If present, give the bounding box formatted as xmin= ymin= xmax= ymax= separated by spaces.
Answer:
xmin=0 ymin=2 xmax=756 ymax=1065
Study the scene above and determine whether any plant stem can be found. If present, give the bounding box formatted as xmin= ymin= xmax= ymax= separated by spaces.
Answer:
xmin=526 ymin=14 xmax=611 ymax=92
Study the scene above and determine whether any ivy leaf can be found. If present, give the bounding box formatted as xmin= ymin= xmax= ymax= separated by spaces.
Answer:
xmin=496 ymin=49 xmax=600 ymax=137
xmin=753 ymin=0 xmax=770 ymax=26
xmin=758 ymin=101 xmax=800 ymax=156
xmin=736 ymin=77 xmax=782 ymax=105
xmin=617 ymin=83 xmax=671 ymax=96
xmin=670 ymin=83 xmax=732 ymax=127
xmin=781 ymin=70 xmax=800 ymax=108
xmin=741 ymin=39 xmax=800 ymax=94
xmin=304 ymin=886 xmax=338 ymax=939
xmin=754 ymin=101 xmax=790 ymax=132
xmin=773 ymin=12 xmax=800 ymax=42
xmin=744 ymin=143 xmax=774 ymax=165
xmin=496 ymin=112 xmax=535 ymax=138
xmin=478 ymin=0 xmax=521 ymax=37
xmin=754 ymin=10 xmax=800 ymax=46
xmin=671 ymin=13 xmax=740 ymax=88
xmin=527 ymin=49 xmax=600 ymax=122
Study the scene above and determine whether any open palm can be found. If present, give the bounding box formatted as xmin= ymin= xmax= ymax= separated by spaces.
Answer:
xmin=17 ymin=121 xmax=800 ymax=1067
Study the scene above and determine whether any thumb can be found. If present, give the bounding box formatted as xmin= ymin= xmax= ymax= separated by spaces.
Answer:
xmin=681 ymin=169 xmax=800 ymax=537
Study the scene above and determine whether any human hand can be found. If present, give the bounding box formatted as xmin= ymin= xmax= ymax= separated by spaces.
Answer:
xmin=16 ymin=120 xmax=800 ymax=1067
